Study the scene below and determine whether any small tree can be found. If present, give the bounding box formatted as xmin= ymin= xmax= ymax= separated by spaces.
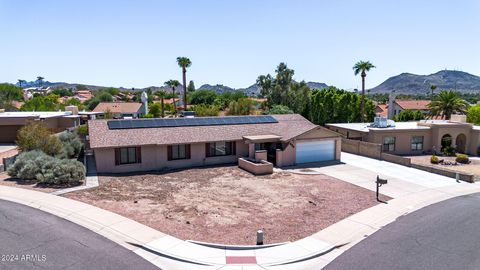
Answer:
xmin=227 ymin=98 xmax=255 ymax=115
xmin=267 ymin=105 xmax=294 ymax=114
xmin=467 ymin=104 xmax=480 ymax=125
xmin=149 ymin=103 xmax=162 ymax=118
xmin=16 ymin=121 xmax=63 ymax=156
xmin=187 ymin=80 xmax=195 ymax=92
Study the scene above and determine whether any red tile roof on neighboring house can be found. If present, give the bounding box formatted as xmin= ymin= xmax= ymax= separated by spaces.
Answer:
xmin=92 ymin=102 xmax=143 ymax=114
xmin=395 ymin=100 xmax=430 ymax=110
xmin=88 ymin=114 xmax=326 ymax=148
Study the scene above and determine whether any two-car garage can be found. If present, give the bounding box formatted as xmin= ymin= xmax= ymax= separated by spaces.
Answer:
xmin=295 ymin=139 xmax=337 ymax=164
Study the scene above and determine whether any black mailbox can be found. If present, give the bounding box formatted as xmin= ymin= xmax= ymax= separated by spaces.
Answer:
xmin=376 ymin=175 xmax=388 ymax=203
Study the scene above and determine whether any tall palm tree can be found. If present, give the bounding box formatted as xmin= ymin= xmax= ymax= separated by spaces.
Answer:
xmin=36 ymin=76 xmax=45 ymax=87
xmin=164 ymin=80 xmax=180 ymax=112
xmin=353 ymin=61 xmax=375 ymax=122
xmin=428 ymin=90 xmax=468 ymax=120
xmin=176 ymin=57 xmax=192 ymax=109
xmin=430 ymin=84 xmax=437 ymax=97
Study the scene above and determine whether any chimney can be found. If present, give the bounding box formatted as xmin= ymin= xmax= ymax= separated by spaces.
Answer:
xmin=387 ymin=91 xmax=396 ymax=119
xmin=141 ymin=91 xmax=148 ymax=116
xmin=65 ymin=105 xmax=78 ymax=115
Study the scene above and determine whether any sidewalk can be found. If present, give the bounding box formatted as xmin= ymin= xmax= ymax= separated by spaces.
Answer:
xmin=0 ymin=154 xmax=479 ymax=269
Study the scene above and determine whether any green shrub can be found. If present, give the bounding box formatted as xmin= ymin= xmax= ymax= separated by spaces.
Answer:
xmin=77 ymin=125 xmax=89 ymax=137
xmin=456 ymin=154 xmax=469 ymax=164
xmin=430 ymin=155 xmax=439 ymax=164
xmin=191 ymin=104 xmax=219 ymax=116
xmin=57 ymin=132 xmax=83 ymax=159
xmin=16 ymin=121 xmax=63 ymax=156
xmin=267 ymin=105 xmax=294 ymax=114
xmin=443 ymin=146 xmax=456 ymax=157
xmin=8 ymin=150 xmax=85 ymax=185
xmin=8 ymin=151 xmax=54 ymax=180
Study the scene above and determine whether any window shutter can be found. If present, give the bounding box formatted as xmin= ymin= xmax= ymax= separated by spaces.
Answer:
xmin=115 ymin=148 xmax=120 ymax=165
xmin=186 ymin=144 xmax=191 ymax=159
xmin=136 ymin=147 xmax=142 ymax=163
xmin=167 ymin=145 xmax=172 ymax=161
xmin=205 ymin=143 xmax=210 ymax=157
xmin=232 ymin=141 xmax=236 ymax=155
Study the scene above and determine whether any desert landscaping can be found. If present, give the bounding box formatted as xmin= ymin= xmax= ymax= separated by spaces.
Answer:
xmin=65 ymin=166 xmax=388 ymax=245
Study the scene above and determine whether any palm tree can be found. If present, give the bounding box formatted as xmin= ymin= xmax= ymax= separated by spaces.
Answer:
xmin=428 ymin=90 xmax=468 ymax=120
xmin=176 ymin=57 xmax=192 ymax=109
xmin=430 ymin=84 xmax=437 ymax=97
xmin=353 ymin=61 xmax=375 ymax=122
xmin=164 ymin=80 xmax=180 ymax=112
xmin=36 ymin=76 xmax=45 ymax=87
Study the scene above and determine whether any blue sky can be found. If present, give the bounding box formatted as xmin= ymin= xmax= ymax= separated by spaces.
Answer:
xmin=1 ymin=0 xmax=479 ymax=89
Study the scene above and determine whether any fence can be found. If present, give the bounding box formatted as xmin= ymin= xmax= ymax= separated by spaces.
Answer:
xmin=341 ymin=138 xmax=475 ymax=183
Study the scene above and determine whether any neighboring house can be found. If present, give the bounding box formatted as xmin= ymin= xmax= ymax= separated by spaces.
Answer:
xmin=88 ymin=114 xmax=342 ymax=173
xmin=92 ymin=102 xmax=145 ymax=119
xmin=392 ymin=100 xmax=430 ymax=116
xmin=0 ymin=109 xmax=80 ymax=143
xmin=75 ymin=90 xmax=94 ymax=103
xmin=327 ymin=115 xmax=480 ymax=156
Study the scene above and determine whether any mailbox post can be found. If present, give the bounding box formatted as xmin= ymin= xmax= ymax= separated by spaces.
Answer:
xmin=376 ymin=175 xmax=388 ymax=204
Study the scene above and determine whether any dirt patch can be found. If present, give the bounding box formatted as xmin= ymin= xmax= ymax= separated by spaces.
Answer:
xmin=0 ymin=172 xmax=83 ymax=193
xmin=409 ymin=155 xmax=480 ymax=176
xmin=65 ymin=166 xmax=389 ymax=245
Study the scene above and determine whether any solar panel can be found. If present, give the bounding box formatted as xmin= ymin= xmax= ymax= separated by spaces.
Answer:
xmin=107 ymin=115 xmax=278 ymax=130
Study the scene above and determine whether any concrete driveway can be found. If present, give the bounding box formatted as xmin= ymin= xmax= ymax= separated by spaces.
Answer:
xmin=299 ymin=153 xmax=464 ymax=198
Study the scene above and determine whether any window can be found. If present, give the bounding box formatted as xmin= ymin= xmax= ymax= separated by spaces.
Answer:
xmin=168 ymin=144 xmax=191 ymax=160
xmin=411 ymin=136 xmax=424 ymax=151
xmin=383 ymin=136 xmax=395 ymax=152
xmin=115 ymin=147 xmax=141 ymax=165
xmin=206 ymin=141 xmax=236 ymax=157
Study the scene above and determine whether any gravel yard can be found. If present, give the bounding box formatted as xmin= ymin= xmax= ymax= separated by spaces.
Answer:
xmin=65 ymin=166 xmax=388 ymax=245
xmin=409 ymin=155 xmax=480 ymax=176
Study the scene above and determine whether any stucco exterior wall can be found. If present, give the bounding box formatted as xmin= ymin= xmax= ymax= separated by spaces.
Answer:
xmin=95 ymin=140 xmax=249 ymax=173
xmin=368 ymin=129 xmax=432 ymax=155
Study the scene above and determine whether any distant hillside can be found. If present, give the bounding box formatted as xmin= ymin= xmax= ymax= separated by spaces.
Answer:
xmin=306 ymin=81 xmax=329 ymax=90
xmin=14 ymin=80 xmax=329 ymax=95
xmin=370 ymin=70 xmax=480 ymax=94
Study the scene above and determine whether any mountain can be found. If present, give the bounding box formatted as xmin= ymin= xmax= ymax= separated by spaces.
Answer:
xmin=306 ymin=81 xmax=329 ymax=90
xmin=197 ymin=84 xmax=236 ymax=94
xmin=370 ymin=70 xmax=480 ymax=94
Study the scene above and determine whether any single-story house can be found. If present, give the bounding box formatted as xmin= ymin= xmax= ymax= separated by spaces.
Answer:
xmin=92 ymin=102 xmax=145 ymax=119
xmin=0 ymin=109 xmax=80 ymax=143
xmin=327 ymin=115 xmax=480 ymax=156
xmin=88 ymin=114 xmax=342 ymax=173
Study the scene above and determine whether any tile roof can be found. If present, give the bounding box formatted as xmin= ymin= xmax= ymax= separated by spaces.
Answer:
xmin=395 ymin=100 xmax=430 ymax=110
xmin=89 ymin=114 xmax=320 ymax=148
xmin=375 ymin=104 xmax=388 ymax=117
xmin=92 ymin=102 xmax=143 ymax=114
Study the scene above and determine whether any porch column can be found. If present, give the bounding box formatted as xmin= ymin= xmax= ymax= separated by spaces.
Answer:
xmin=248 ymin=143 xmax=255 ymax=159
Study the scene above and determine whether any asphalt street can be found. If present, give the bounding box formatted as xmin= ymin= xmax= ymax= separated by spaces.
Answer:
xmin=324 ymin=192 xmax=480 ymax=270
xmin=0 ymin=199 xmax=159 ymax=270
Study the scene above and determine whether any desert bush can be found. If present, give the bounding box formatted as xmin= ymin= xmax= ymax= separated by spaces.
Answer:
xmin=8 ymin=151 xmax=54 ymax=180
xmin=456 ymin=154 xmax=470 ymax=164
xmin=16 ymin=121 xmax=63 ymax=156
xmin=430 ymin=155 xmax=439 ymax=164
xmin=8 ymin=150 xmax=85 ymax=185
xmin=57 ymin=131 xmax=83 ymax=159
xmin=442 ymin=146 xmax=456 ymax=157
xmin=191 ymin=104 xmax=219 ymax=116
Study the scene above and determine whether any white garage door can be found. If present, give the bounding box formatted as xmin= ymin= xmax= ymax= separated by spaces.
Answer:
xmin=296 ymin=140 xmax=335 ymax=164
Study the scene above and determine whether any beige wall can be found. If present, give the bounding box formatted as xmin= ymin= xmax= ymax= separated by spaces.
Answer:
xmin=95 ymin=140 xmax=249 ymax=173
xmin=368 ymin=130 xmax=432 ymax=155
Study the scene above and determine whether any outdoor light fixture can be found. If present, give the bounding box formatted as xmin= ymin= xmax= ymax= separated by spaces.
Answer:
xmin=376 ymin=175 xmax=388 ymax=204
